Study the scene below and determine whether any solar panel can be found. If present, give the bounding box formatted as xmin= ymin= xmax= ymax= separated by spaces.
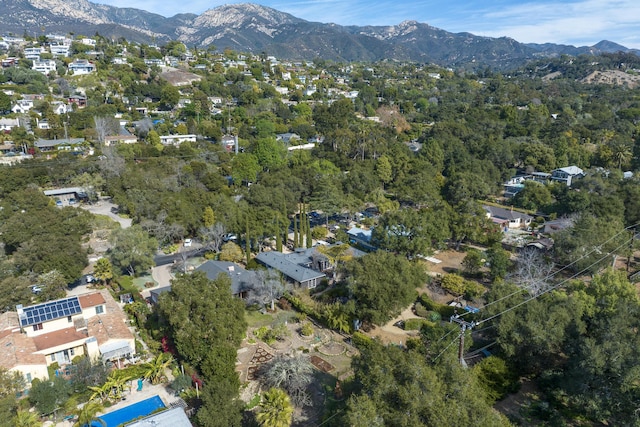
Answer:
xmin=19 ymin=296 xmax=82 ymax=327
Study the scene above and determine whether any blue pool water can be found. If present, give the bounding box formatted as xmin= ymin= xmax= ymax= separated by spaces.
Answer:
xmin=90 ymin=395 xmax=165 ymax=427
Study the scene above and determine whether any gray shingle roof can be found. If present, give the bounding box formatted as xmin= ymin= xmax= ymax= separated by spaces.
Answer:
xmin=195 ymin=260 xmax=257 ymax=295
xmin=255 ymin=251 xmax=325 ymax=284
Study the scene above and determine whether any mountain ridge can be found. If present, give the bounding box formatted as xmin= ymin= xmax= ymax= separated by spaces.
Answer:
xmin=1 ymin=0 xmax=637 ymax=69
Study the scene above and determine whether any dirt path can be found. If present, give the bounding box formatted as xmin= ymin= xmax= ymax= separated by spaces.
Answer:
xmin=368 ymin=306 xmax=423 ymax=346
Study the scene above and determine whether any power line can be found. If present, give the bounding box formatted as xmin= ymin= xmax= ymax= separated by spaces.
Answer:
xmin=456 ymin=222 xmax=639 ymax=322
xmin=476 ymin=233 xmax=635 ymax=326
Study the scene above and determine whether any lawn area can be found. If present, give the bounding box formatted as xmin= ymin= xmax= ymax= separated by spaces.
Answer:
xmin=245 ymin=310 xmax=273 ymax=328
xmin=245 ymin=309 xmax=297 ymax=328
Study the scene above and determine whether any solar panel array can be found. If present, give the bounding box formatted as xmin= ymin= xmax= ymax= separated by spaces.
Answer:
xmin=19 ymin=296 xmax=82 ymax=327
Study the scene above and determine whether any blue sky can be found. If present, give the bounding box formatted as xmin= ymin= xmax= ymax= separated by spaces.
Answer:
xmin=94 ymin=0 xmax=640 ymax=49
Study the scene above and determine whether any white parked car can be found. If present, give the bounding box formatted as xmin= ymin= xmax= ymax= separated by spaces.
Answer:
xmin=184 ymin=238 xmax=193 ymax=247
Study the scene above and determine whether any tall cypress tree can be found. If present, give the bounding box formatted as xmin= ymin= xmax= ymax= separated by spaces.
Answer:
xmin=245 ymin=214 xmax=251 ymax=264
xmin=276 ymin=217 xmax=282 ymax=252
xmin=306 ymin=209 xmax=312 ymax=248
xmin=293 ymin=213 xmax=298 ymax=249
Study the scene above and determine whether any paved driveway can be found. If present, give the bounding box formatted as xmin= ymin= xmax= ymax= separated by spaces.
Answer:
xmin=81 ymin=198 xmax=132 ymax=229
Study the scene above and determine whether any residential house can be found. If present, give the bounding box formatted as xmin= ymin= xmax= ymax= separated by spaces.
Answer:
xmin=550 ymin=166 xmax=584 ymax=186
xmin=276 ymin=132 xmax=301 ymax=144
xmin=43 ymin=187 xmax=88 ymax=205
xmin=221 ymin=135 xmax=238 ymax=153
xmin=50 ymin=44 xmax=70 ymax=57
xmin=542 ymin=217 xmax=575 ymax=235
xmin=11 ymin=99 xmax=34 ymax=114
xmin=104 ymin=135 xmax=138 ymax=146
xmin=68 ymin=59 xmax=96 ymax=75
xmin=195 ymin=260 xmax=258 ymax=299
xmin=149 ymin=286 xmax=172 ymax=305
xmin=51 ymin=101 xmax=70 ymax=115
xmin=68 ymin=95 xmax=87 ymax=108
xmin=256 ymin=249 xmax=327 ymax=289
xmin=483 ymin=205 xmax=533 ymax=230
xmin=0 ymin=118 xmax=20 ymax=131
xmin=35 ymin=137 xmax=84 ymax=152
xmin=159 ymin=134 xmax=196 ymax=146
xmin=0 ymin=291 xmax=134 ymax=389
xmin=23 ymin=47 xmax=44 ymax=60
xmin=347 ymin=226 xmax=373 ymax=246
xmin=1 ymin=57 xmax=18 ymax=68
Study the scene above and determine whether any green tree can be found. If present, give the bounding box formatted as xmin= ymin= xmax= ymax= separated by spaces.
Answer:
xmin=219 ymin=242 xmax=244 ymax=263
xmin=486 ymin=243 xmax=510 ymax=281
xmin=29 ymin=377 xmax=71 ymax=415
xmin=373 ymin=207 xmax=449 ymax=258
xmin=257 ymin=388 xmax=293 ymax=427
xmin=203 ymin=206 xmax=216 ymax=228
xmin=13 ymin=410 xmax=40 ymax=427
xmin=462 ymin=249 xmax=484 ymax=276
xmin=231 ymin=153 xmax=261 ymax=184
xmin=159 ymin=271 xmax=247 ymax=427
xmin=375 ymin=155 xmax=392 ymax=189
xmin=142 ymin=353 xmax=173 ymax=385
xmin=345 ymin=251 xmax=426 ymax=325
xmin=72 ymin=401 xmax=105 ymax=427
xmin=511 ymin=181 xmax=552 ymax=211
xmin=109 ymin=225 xmax=158 ymax=276
xmin=93 ymin=258 xmax=113 ymax=285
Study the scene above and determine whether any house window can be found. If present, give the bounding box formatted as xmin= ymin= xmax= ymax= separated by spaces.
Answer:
xmin=25 ymin=373 xmax=31 ymax=382
xmin=69 ymin=348 xmax=75 ymax=356
xmin=33 ymin=323 xmax=43 ymax=331
xmin=51 ymin=354 xmax=56 ymax=362
xmin=68 ymin=316 xmax=72 ymax=323
xmin=95 ymin=305 xmax=104 ymax=315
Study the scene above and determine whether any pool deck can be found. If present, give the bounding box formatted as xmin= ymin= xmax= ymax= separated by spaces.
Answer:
xmin=52 ymin=381 xmax=181 ymax=427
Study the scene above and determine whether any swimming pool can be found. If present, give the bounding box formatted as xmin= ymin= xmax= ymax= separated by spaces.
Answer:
xmin=90 ymin=395 xmax=165 ymax=427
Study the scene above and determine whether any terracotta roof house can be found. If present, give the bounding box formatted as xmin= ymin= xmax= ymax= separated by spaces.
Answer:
xmin=0 ymin=291 xmax=134 ymax=391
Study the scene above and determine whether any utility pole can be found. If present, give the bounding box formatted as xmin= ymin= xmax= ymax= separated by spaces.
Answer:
xmin=450 ymin=314 xmax=475 ymax=368
xmin=627 ymin=227 xmax=636 ymax=273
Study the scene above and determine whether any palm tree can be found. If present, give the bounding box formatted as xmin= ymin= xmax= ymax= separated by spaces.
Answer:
xmin=256 ymin=388 xmax=293 ymax=427
xmin=13 ymin=411 xmax=39 ymax=427
xmin=143 ymin=353 xmax=174 ymax=384
xmin=73 ymin=401 xmax=105 ymax=427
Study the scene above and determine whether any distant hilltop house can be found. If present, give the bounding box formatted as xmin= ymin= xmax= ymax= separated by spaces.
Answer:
xmin=159 ymin=134 xmax=196 ymax=146
xmin=32 ymin=59 xmax=57 ymax=75
xmin=68 ymin=59 xmax=96 ymax=75
xmin=0 ymin=291 xmax=135 ymax=391
xmin=35 ymin=137 xmax=84 ymax=152
xmin=43 ymin=187 xmax=88 ymax=205
xmin=483 ymin=205 xmax=533 ymax=230
xmin=550 ymin=166 xmax=585 ymax=186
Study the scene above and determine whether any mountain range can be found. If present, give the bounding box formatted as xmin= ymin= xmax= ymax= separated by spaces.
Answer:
xmin=2 ymin=0 xmax=638 ymax=69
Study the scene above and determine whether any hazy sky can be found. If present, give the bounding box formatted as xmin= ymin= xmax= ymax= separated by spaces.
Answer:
xmin=92 ymin=0 xmax=640 ymax=49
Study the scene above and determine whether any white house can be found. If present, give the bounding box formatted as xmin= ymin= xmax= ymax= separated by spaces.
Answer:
xmin=0 ymin=118 xmax=20 ymax=131
xmin=160 ymin=134 xmax=197 ymax=146
xmin=68 ymin=59 xmax=96 ymax=75
xmin=11 ymin=99 xmax=34 ymax=114
xmin=550 ymin=166 xmax=585 ymax=187
xmin=32 ymin=59 xmax=57 ymax=75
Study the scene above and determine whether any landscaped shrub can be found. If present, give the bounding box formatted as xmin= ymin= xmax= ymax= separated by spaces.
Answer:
xmin=300 ymin=322 xmax=313 ymax=337
xmin=427 ymin=311 xmax=442 ymax=322
xmin=414 ymin=302 xmax=430 ymax=318
xmin=404 ymin=318 xmax=434 ymax=330
xmin=418 ymin=295 xmax=457 ymax=318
